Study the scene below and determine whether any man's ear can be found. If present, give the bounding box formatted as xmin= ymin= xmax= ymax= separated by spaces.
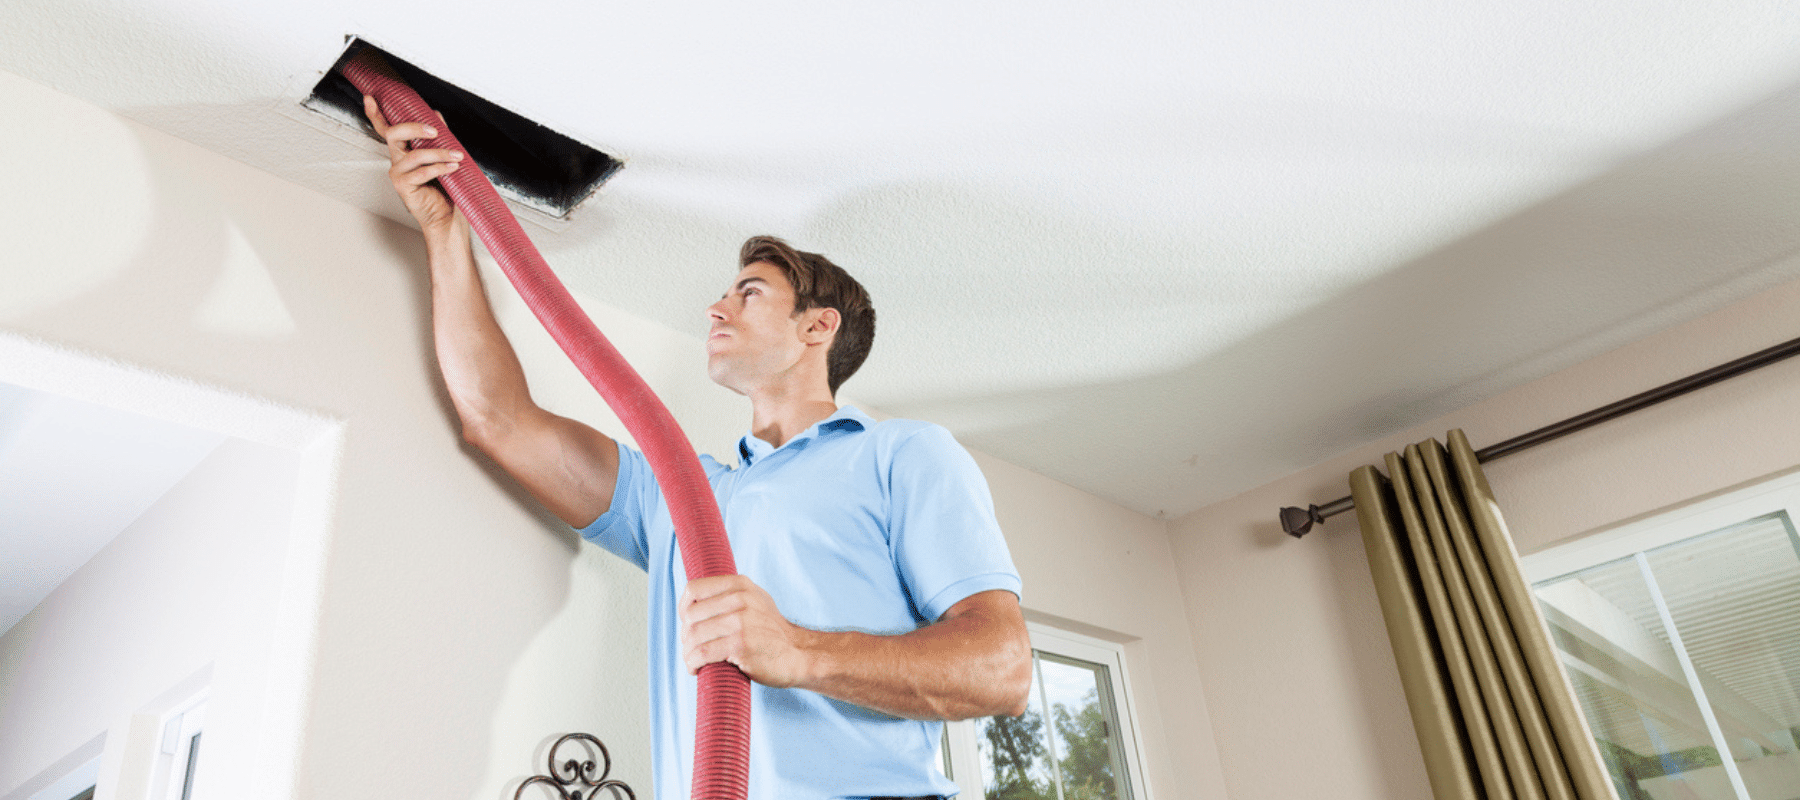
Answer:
xmin=802 ymin=307 xmax=841 ymax=346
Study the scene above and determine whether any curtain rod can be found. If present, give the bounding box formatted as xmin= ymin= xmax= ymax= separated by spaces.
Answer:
xmin=1279 ymin=332 xmax=1800 ymax=538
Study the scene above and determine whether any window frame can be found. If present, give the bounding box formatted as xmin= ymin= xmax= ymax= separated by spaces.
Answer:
xmin=943 ymin=622 xmax=1152 ymax=800
xmin=1521 ymin=467 xmax=1800 ymax=585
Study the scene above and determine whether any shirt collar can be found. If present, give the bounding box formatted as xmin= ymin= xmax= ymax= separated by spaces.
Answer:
xmin=737 ymin=405 xmax=872 ymax=465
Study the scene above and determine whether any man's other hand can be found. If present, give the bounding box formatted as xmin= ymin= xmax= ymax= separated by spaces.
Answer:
xmin=679 ymin=574 xmax=815 ymax=688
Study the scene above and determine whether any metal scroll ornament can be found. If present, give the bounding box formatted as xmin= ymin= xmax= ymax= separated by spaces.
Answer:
xmin=514 ymin=733 xmax=636 ymax=800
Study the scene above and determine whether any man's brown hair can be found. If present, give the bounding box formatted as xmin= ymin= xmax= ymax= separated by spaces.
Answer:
xmin=738 ymin=235 xmax=876 ymax=395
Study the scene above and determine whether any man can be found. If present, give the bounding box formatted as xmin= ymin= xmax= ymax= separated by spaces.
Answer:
xmin=365 ymin=97 xmax=1032 ymax=800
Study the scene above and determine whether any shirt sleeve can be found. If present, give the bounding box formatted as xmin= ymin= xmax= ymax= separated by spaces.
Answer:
xmin=886 ymin=424 xmax=1023 ymax=622
xmin=577 ymin=439 xmax=653 ymax=571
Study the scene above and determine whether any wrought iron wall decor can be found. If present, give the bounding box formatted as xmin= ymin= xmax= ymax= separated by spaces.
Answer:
xmin=514 ymin=733 xmax=635 ymax=800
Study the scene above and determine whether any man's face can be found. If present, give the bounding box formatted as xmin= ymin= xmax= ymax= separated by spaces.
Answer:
xmin=706 ymin=262 xmax=816 ymax=394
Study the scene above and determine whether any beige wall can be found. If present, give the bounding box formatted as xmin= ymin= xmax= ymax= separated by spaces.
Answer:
xmin=1171 ymin=252 xmax=1800 ymax=800
xmin=0 ymin=68 xmax=1217 ymax=799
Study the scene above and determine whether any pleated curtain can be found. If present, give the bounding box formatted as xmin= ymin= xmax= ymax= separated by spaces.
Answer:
xmin=1348 ymin=429 xmax=1618 ymax=800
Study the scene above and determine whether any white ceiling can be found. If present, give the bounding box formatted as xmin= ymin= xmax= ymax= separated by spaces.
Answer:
xmin=5 ymin=1 xmax=1800 ymax=520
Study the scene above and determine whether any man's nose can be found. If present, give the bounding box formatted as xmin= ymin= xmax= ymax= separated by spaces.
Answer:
xmin=706 ymin=300 xmax=727 ymax=321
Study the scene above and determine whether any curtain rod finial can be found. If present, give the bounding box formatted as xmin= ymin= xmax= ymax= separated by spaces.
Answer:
xmin=1281 ymin=505 xmax=1323 ymax=538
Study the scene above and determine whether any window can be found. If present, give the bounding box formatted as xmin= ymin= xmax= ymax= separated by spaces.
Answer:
xmin=942 ymin=624 xmax=1150 ymax=800
xmin=1523 ymin=469 xmax=1800 ymax=800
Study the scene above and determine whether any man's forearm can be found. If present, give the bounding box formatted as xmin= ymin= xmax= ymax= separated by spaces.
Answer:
xmin=794 ymin=595 xmax=1033 ymax=721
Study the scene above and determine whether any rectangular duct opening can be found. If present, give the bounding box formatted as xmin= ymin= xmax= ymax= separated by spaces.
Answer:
xmin=304 ymin=37 xmax=622 ymax=220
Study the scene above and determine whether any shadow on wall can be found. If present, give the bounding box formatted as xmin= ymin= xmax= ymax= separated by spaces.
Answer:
xmin=469 ymin=547 xmax=654 ymax=799
xmin=821 ymin=76 xmax=1800 ymax=518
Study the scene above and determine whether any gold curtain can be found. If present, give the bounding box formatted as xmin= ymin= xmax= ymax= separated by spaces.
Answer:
xmin=1348 ymin=430 xmax=1617 ymax=800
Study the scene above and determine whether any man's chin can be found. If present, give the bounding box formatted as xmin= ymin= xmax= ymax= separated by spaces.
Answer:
xmin=706 ymin=362 xmax=747 ymax=395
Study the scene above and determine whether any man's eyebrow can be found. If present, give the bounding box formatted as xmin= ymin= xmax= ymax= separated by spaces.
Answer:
xmin=722 ymin=276 xmax=770 ymax=298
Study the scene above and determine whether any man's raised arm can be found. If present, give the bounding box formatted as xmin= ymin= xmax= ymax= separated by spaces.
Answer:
xmin=367 ymin=96 xmax=619 ymax=529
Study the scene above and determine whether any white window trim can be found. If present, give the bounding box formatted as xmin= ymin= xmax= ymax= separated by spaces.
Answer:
xmin=944 ymin=622 xmax=1152 ymax=800
xmin=1521 ymin=466 xmax=1800 ymax=584
xmin=150 ymin=694 xmax=207 ymax=800
xmin=944 ymin=698 xmax=986 ymax=798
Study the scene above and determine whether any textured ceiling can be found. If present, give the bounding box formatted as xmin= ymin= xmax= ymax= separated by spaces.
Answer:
xmin=5 ymin=1 xmax=1800 ymax=518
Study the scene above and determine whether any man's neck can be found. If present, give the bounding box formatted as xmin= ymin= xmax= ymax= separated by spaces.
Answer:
xmin=748 ymin=394 xmax=840 ymax=450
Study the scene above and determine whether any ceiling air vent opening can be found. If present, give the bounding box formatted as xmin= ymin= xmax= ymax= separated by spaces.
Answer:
xmin=304 ymin=37 xmax=622 ymax=221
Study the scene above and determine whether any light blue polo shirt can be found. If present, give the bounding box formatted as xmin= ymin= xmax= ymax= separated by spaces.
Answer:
xmin=580 ymin=405 xmax=1022 ymax=800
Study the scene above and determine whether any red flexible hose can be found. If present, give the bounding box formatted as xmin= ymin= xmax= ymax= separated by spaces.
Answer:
xmin=341 ymin=51 xmax=750 ymax=800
